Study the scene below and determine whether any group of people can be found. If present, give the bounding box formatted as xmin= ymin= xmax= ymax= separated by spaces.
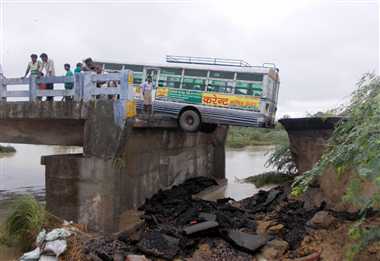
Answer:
xmin=23 ymin=53 xmax=83 ymax=101
xmin=1 ymin=55 xmax=153 ymax=114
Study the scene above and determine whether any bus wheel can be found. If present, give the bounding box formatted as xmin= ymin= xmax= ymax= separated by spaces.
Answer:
xmin=179 ymin=109 xmax=201 ymax=132
xmin=200 ymin=123 xmax=217 ymax=133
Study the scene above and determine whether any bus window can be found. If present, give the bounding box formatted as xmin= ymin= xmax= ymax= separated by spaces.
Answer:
xmin=123 ymin=64 xmax=144 ymax=72
xmin=159 ymin=75 xmax=181 ymax=88
xmin=184 ymin=69 xmax=208 ymax=77
xmin=103 ymin=63 xmax=123 ymax=70
xmin=236 ymin=72 xmax=263 ymax=82
xmin=235 ymin=82 xmax=263 ymax=96
xmin=182 ymin=77 xmax=205 ymax=91
xmin=207 ymin=80 xmax=233 ymax=93
xmin=133 ymin=72 xmax=143 ymax=84
xmin=210 ymin=71 xmax=235 ymax=79
xmin=160 ymin=67 xmax=182 ymax=76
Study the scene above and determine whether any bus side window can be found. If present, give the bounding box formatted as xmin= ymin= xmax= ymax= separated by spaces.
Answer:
xmin=183 ymin=77 xmax=205 ymax=91
xmin=159 ymin=75 xmax=181 ymax=88
xmin=235 ymin=82 xmax=263 ymax=96
xmin=133 ymin=72 xmax=143 ymax=84
xmin=208 ymin=80 xmax=233 ymax=93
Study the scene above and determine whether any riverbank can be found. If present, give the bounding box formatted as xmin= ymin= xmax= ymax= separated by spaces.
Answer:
xmin=226 ymin=126 xmax=288 ymax=148
xmin=7 ymin=180 xmax=378 ymax=261
xmin=0 ymin=145 xmax=16 ymax=154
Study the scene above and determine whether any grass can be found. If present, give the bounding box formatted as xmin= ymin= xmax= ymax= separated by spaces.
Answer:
xmin=0 ymin=145 xmax=16 ymax=153
xmin=226 ymin=125 xmax=288 ymax=148
xmin=244 ymin=171 xmax=294 ymax=188
xmin=0 ymin=196 xmax=46 ymax=251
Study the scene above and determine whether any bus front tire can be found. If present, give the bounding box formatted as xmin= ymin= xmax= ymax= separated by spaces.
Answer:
xmin=179 ymin=110 xmax=201 ymax=132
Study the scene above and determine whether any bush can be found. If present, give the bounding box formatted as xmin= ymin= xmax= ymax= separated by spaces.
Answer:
xmin=244 ymin=143 xmax=298 ymax=187
xmin=292 ymin=74 xmax=380 ymax=259
xmin=226 ymin=125 xmax=288 ymax=148
xmin=0 ymin=145 xmax=16 ymax=153
xmin=244 ymin=171 xmax=294 ymax=188
xmin=2 ymin=196 xmax=46 ymax=250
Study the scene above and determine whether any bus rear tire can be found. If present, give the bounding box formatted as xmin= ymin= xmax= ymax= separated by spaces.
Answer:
xmin=179 ymin=109 xmax=201 ymax=132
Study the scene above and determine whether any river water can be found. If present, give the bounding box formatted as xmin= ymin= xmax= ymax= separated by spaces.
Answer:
xmin=0 ymin=144 xmax=274 ymax=259
xmin=0 ymin=144 xmax=274 ymax=202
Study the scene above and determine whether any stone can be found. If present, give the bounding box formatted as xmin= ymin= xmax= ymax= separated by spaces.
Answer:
xmin=292 ymin=252 xmax=321 ymax=261
xmin=307 ymin=211 xmax=335 ymax=229
xmin=268 ymin=224 xmax=284 ymax=234
xmin=261 ymin=239 xmax=289 ymax=260
xmin=225 ymin=230 xmax=269 ymax=253
xmin=256 ymin=220 xmax=273 ymax=234
xmin=183 ymin=221 xmax=219 ymax=235
xmin=126 ymin=255 xmax=151 ymax=261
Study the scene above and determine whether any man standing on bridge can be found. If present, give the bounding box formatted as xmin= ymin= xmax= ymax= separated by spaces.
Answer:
xmin=40 ymin=53 xmax=55 ymax=101
xmin=141 ymin=75 xmax=153 ymax=114
xmin=23 ymin=54 xmax=41 ymax=78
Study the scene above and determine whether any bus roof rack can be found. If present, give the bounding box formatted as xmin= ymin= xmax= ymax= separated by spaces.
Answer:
xmin=166 ymin=55 xmax=252 ymax=68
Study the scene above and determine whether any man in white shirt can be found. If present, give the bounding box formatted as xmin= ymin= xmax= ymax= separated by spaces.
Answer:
xmin=140 ymin=75 xmax=153 ymax=114
xmin=40 ymin=53 xmax=55 ymax=101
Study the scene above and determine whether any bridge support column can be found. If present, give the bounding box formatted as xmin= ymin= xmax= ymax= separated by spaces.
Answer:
xmin=42 ymin=124 xmax=228 ymax=233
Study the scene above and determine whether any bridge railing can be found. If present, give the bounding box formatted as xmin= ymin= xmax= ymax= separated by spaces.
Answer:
xmin=0 ymin=70 xmax=134 ymax=102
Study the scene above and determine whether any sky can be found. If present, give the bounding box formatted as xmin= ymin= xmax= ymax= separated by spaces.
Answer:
xmin=0 ymin=0 xmax=378 ymax=117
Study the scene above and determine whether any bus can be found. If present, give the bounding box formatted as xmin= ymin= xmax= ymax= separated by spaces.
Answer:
xmin=95 ymin=55 xmax=280 ymax=132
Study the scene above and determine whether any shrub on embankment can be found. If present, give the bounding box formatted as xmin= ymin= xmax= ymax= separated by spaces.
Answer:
xmin=0 ymin=196 xmax=46 ymax=250
xmin=226 ymin=124 xmax=288 ymax=148
xmin=0 ymin=144 xmax=16 ymax=153
xmin=244 ymin=143 xmax=298 ymax=187
xmin=292 ymin=73 xmax=380 ymax=259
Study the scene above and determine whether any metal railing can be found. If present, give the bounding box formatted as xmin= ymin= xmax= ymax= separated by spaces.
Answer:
xmin=0 ymin=70 xmax=133 ymax=102
xmin=166 ymin=55 xmax=252 ymax=67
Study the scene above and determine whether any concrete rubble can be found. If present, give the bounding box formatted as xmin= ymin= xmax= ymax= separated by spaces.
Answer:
xmin=19 ymin=177 xmax=379 ymax=260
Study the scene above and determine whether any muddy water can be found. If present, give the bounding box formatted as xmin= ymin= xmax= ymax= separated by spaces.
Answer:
xmin=0 ymin=144 xmax=274 ymax=203
xmin=0 ymin=144 xmax=274 ymax=259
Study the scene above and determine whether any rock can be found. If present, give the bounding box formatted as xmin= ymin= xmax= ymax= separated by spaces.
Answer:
xmin=113 ymin=252 xmax=125 ymax=261
xmin=292 ymin=252 xmax=320 ymax=261
xmin=256 ymin=220 xmax=273 ymax=234
xmin=137 ymin=231 xmax=179 ymax=260
xmin=126 ymin=255 xmax=151 ymax=261
xmin=261 ymin=239 xmax=289 ymax=260
xmin=183 ymin=221 xmax=219 ymax=235
xmin=199 ymin=212 xmax=217 ymax=222
xmin=224 ymin=230 xmax=269 ymax=253
xmin=268 ymin=224 xmax=284 ymax=234
xmin=307 ymin=211 xmax=335 ymax=229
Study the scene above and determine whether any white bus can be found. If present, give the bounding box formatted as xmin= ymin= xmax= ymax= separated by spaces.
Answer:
xmin=95 ymin=56 xmax=280 ymax=132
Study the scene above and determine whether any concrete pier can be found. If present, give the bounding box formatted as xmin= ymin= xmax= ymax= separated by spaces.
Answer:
xmin=0 ymin=100 xmax=227 ymax=232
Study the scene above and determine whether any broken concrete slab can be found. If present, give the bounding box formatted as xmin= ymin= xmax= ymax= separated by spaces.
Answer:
xmin=183 ymin=221 xmax=219 ymax=235
xmin=224 ymin=230 xmax=269 ymax=254
xmin=136 ymin=231 xmax=179 ymax=260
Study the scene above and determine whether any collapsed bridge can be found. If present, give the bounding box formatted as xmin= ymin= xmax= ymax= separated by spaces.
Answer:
xmin=0 ymin=71 xmax=227 ymax=232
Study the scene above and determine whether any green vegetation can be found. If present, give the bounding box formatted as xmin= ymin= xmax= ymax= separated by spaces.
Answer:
xmin=0 ymin=145 xmax=16 ymax=153
xmin=244 ymin=143 xmax=298 ymax=187
xmin=291 ymin=73 xmax=380 ymax=259
xmin=244 ymin=171 xmax=294 ymax=188
xmin=226 ymin=125 xmax=288 ymax=148
xmin=0 ymin=196 xmax=46 ymax=250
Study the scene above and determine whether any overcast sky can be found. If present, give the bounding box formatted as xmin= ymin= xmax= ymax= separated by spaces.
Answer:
xmin=0 ymin=0 xmax=378 ymax=117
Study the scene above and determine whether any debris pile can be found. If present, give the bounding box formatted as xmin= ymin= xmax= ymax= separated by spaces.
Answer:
xmin=19 ymin=228 xmax=72 ymax=261
xmin=79 ymin=176 xmax=375 ymax=260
